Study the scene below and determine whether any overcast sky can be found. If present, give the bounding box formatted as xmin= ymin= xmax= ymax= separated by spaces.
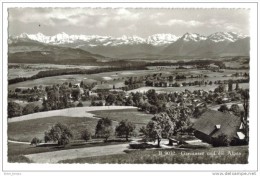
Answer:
xmin=8 ymin=8 xmax=250 ymax=37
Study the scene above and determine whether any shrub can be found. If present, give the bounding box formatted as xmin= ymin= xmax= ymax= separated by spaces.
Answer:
xmin=8 ymin=102 xmax=23 ymax=118
xmin=218 ymin=104 xmax=229 ymax=113
xmin=23 ymin=103 xmax=40 ymax=115
xmin=129 ymin=143 xmax=155 ymax=149
xmin=30 ymin=137 xmax=42 ymax=146
xmin=77 ymin=102 xmax=83 ymax=107
xmin=81 ymin=129 xmax=92 ymax=142
xmin=212 ymin=134 xmax=230 ymax=147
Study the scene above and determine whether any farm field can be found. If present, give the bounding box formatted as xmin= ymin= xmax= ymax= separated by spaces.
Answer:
xmin=9 ymin=65 xmax=248 ymax=91
xmin=8 ymin=116 xmax=100 ymax=142
xmin=8 ymin=63 xmax=100 ymax=80
xmin=8 ymin=106 xmax=137 ymax=123
xmin=8 ymin=140 xmax=130 ymax=163
xmin=59 ymin=145 xmax=248 ymax=164
xmin=8 ymin=106 xmax=144 ymax=142
xmin=90 ymin=109 xmax=153 ymax=130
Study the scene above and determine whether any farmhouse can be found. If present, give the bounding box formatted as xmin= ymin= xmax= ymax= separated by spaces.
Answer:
xmin=193 ymin=110 xmax=245 ymax=145
xmin=92 ymin=84 xmax=113 ymax=92
xmin=208 ymin=64 xmax=220 ymax=71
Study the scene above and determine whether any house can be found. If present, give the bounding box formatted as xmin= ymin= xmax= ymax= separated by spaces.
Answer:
xmin=208 ymin=64 xmax=220 ymax=71
xmin=92 ymin=84 xmax=113 ymax=92
xmin=192 ymin=110 xmax=245 ymax=145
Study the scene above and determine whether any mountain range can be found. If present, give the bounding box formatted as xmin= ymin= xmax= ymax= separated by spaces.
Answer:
xmin=9 ymin=32 xmax=250 ymax=60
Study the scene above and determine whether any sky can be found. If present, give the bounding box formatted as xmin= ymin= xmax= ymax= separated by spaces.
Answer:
xmin=8 ymin=8 xmax=250 ymax=37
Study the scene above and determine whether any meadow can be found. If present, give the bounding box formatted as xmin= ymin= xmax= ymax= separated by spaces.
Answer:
xmin=59 ymin=145 xmax=248 ymax=164
xmin=8 ymin=63 xmax=100 ymax=80
xmin=8 ymin=116 xmax=99 ymax=142
xmin=90 ymin=109 xmax=153 ymax=130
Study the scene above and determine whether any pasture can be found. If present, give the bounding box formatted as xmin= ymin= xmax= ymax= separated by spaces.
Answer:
xmin=8 ymin=116 xmax=99 ymax=142
xmin=8 ymin=106 xmax=139 ymax=142
xmin=90 ymin=109 xmax=154 ymax=130
xmin=60 ymin=145 xmax=248 ymax=164
xmin=8 ymin=63 xmax=99 ymax=80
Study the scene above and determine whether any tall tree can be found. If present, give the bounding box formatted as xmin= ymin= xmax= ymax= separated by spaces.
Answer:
xmin=44 ymin=123 xmax=73 ymax=146
xmin=141 ymin=113 xmax=174 ymax=147
xmin=115 ymin=120 xmax=136 ymax=141
xmin=95 ymin=118 xmax=113 ymax=142
xmin=228 ymin=80 xmax=233 ymax=92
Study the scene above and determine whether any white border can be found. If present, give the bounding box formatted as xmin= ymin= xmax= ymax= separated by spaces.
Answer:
xmin=1 ymin=1 xmax=258 ymax=174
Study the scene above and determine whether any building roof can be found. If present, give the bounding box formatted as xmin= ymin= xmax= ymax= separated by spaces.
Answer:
xmin=92 ymin=84 xmax=113 ymax=90
xmin=209 ymin=64 xmax=220 ymax=68
xmin=193 ymin=110 xmax=241 ymax=139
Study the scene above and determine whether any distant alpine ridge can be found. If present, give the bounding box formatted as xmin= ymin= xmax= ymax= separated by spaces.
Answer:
xmin=10 ymin=32 xmax=180 ymax=46
xmin=9 ymin=32 xmax=250 ymax=58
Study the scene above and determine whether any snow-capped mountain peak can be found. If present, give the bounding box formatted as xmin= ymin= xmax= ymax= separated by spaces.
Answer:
xmin=147 ymin=34 xmax=180 ymax=45
xmin=10 ymin=32 xmax=249 ymax=47
xmin=181 ymin=33 xmax=207 ymax=42
xmin=208 ymin=32 xmax=247 ymax=42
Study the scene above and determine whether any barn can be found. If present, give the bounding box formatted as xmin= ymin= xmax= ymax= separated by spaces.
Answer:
xmin=192 ymin=110 xmax=245 ymax=145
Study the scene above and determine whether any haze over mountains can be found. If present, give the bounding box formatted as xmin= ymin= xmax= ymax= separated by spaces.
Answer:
xmin=9 ymin=32 xmax=250 ymax=61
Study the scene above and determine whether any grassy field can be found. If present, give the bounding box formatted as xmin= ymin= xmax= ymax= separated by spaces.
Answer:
xmin=59 ymin=145 xmax=248 ymax=164
xmin=8 ymin=140 xmax=129 ymax=163
xmin=8 ymin=116 xmax=99 ymax=142
xmin=90 ymin=109 xmax=153 ymax=130
xmin=8 ymin=64 xmax=99 ymax=80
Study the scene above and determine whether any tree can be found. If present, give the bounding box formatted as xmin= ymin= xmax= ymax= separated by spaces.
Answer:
xmin=146 ymin=89 xmax=158 ymax=106
xmin=229 ymin=104 xmax=241 ymax=117
xmin=31 ymin=137 xmax=42 ymax=146
xmin=228 ymin=80 xmax=233 ymax=92
xmin=215 ymin=84 xmax=226 ymax=93
xmin=44 ymin=89 xmax=60 ymax=110
xmin=235 ymin=82 xmax=240 ymax=91
xmin=141 ymin=113 xmax=174 ymax=147
xmin=77 ymin=102 xmax=83 ymax=107
xmin=81 ymin=128 xmax=92 ymax=142
xmin=168 ymin=75 xmax=174 ymax=82
xmin=218 ymin=104 xmax=229 ymax=113
xmin=95 ymin=118 xmax=113 ymax=142
xmin=115 ymin=120 xmax=136 ymax=141
xmin=22 ymin=103 xmax=39 ymax=115
xmin=8 ymin=102 xmax=23 ymax=118
xmin=71 ymin=88 xmax=81 ymax=101
xmin=44 ymin=123 xmax=73 ymax=146
xmin=106 ymin=94 xmax=116 ymax=105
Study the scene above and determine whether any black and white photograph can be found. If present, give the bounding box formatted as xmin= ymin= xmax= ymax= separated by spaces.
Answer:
xmin=0 ymin=1 xmax=259 ymax=176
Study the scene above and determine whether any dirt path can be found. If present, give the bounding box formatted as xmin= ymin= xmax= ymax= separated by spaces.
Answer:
xmin=8 ymin=140 xmax=31 ymax=145
xmin=8 ymin=106 xmax=137 ymax=123
xmin=24 ymin=143 xmax=129 ymax=163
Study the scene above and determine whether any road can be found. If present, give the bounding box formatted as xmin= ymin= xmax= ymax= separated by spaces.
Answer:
xmin=24 ymin=143 xmax=129 ymax=163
